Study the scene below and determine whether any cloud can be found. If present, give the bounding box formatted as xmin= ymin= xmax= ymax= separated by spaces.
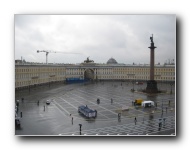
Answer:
xmin=15 ymin=15 xmax=175 ymax=64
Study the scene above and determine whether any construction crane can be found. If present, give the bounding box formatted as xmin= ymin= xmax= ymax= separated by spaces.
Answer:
xmin=37 ymin=50 xmax=80 ymax=64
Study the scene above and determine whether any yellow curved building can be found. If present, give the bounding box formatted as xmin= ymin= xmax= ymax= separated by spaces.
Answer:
xmin=15 ymin=58 xmax=175 ymax=89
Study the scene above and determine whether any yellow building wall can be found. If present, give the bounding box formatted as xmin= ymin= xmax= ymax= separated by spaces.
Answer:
xmin=15 ymin=64 xmax=175 ymax=88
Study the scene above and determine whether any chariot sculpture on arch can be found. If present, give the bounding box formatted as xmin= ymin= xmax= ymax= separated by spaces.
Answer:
xmin=84 ymin=56 xmax=94 ymax=63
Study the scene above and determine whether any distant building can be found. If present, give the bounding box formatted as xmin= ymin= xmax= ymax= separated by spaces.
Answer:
xmin=15 ymin=60 xmax=22 ymax=64
xmin=107 ymin=57 xmax=118 ymax=64
xmin=15 ymin=58 xmax=175 ymax=89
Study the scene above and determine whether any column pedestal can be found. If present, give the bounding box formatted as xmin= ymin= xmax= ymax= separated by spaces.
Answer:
xmin=146 ymin=80 xmax=158 ymax=93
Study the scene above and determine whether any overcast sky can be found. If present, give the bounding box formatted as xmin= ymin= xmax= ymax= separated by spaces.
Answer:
xmin=15 ymin=15 xmax=175 ymax=64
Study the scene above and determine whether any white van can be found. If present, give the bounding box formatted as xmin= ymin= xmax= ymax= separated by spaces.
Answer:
xmin=141 ymin=101 xmax=154 ymax=107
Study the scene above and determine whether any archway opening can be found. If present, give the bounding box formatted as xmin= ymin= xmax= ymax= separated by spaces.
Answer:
xmin=84 ymin=69 xmax=94 ymax=81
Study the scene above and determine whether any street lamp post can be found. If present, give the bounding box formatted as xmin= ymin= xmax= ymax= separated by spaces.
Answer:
xmin=131 ymin=80 xmax=135 ymax=92
xmin=28 ymin=80 xmax=31 ymax=93
xmin=170 ymin=82 xmax=174 ymax=94
xmin=79 ymin=124 xmax=82 ymax=135
xmin=49 ymin=78 xmax=51 ymax=87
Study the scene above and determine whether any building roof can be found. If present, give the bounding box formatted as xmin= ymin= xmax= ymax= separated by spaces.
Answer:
xmin=107 ymin=57 xmax=118 ymax=64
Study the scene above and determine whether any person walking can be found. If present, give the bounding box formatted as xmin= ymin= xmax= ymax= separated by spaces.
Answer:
xmin=118 ymin=113 xmax=121 ymax=119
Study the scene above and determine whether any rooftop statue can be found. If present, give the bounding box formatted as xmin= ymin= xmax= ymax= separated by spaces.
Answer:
xmin=150 ymin=34 xmax=154 ymax=43
xmin=84 ymin=57 xmax=94 ymax=63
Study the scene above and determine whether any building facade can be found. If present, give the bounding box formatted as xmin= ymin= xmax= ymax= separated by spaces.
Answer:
xmin=15 ymin=58 xmax=175 ymax=89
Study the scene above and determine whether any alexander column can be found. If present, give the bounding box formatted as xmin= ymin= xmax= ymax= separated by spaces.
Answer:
xmin=146 ymin=34 xmax=158 ymax=93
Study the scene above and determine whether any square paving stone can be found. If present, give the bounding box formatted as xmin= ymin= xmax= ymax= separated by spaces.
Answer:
xmin=105 ymin=114 xmax=118 ymax=119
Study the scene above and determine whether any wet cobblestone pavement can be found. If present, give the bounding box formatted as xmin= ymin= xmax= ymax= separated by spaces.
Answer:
xmin=15 ymin=81 xmax=175 ymax=136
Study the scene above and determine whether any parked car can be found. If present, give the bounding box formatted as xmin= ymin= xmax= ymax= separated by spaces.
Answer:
xmin=78 ymin=105 xmax=97 ymax=118
xmin=134 ymin=98 xmax=144 ymax=105
xmin=46 ymin=100 xmax=50 ymax=105
xmin=15 ymin=118 xmax=20 ymax=128
xmin=141 ymin=101 xmax=154 ymax=107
